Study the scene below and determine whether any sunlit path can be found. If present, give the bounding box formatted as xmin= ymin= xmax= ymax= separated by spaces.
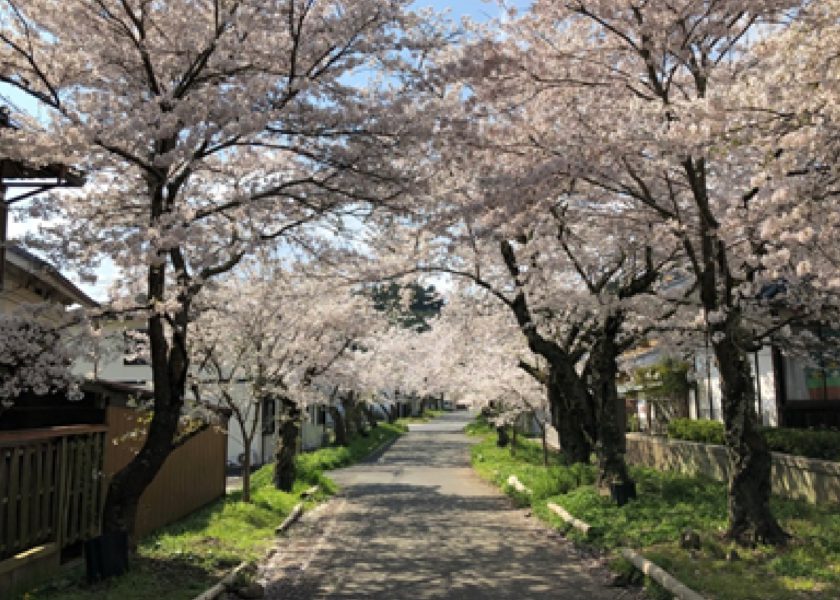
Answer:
xmin=258 ymin=412 xmax=626 ymax=599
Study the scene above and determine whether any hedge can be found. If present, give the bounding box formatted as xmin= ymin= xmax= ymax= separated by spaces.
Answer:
xmin=667 ymin=418 xmax=725 ymax=445
xmin=666 ymin=418 xmax=840 ymax=462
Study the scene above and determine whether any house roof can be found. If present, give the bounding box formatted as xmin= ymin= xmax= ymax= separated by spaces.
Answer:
xmin=0 ymin=107 xmax=85 ymax=190
xmin=5 ymin=245 xmax=99 ymax=309
xmin=0 ymin=159 xmax=85 ymax=188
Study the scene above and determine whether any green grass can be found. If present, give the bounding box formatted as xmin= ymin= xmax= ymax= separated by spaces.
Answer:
xmin=395 ymin=409 xmax=445 ymax=426
xmin=470 ymin=430 xmax=595 ymax=507
xmin=22 ymin=423 xmax=405 ymax=600
xmin=468 ymin=422 xmax=840 ymax=600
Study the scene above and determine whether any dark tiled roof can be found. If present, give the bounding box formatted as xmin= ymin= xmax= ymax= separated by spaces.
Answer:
xmin=5 ymin=244 xmax=99 ymax=308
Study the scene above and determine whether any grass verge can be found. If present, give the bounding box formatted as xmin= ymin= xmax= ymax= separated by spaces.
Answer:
xmin=467 ymin=423 xmax=840 ymax=600
xmin=396 ymin=409 xmax=446 ymax=426
xmin=22 ymin=422 xmax=406 ymax=600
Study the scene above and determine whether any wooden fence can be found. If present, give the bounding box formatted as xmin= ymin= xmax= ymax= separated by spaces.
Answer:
xmin=104 ymin=407 xmax=226 ymax=538
xmin=0 ymin=425 xmax=106 ymax=561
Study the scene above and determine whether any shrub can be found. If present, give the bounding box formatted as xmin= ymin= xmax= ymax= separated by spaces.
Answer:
xmin=667 ymin=418 xmax=840 ymax=461
xmin=667 ymin=418 xmax=725 ymax=445
xmin=761 ymin=426 xmax=840 ymax=462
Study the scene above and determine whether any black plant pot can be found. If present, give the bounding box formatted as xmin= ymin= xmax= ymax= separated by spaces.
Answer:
xmin=85 ymin=531 xmax=129 ymax=582
xmin=609 ymin=480 xmax=637 ymax=507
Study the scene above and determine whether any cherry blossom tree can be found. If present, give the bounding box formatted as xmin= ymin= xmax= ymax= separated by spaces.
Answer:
xmin=191 ymin=260 xmax=386 ymax=493
xmin=0 ymin=0 xmax=448 ymax=539
xmin=464 ymin=0 xmax=840 ymax=544
xmin=0 ymin=308 xmax=82 ymax=413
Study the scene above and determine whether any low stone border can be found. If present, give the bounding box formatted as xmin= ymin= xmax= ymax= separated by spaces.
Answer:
xmin=506 ymin=474 xmax=531 ymax=495
xmin=620 ymin=548 xmax=707 ymax=600
xmin=194 ymin=494 xmax=316 ymax=600
xmin=191 ymin=561 xmax=251 ymax=600
xmin=544 ymin=502 xmax=706 ymax=599
xmin=546 ymin=502 xmax=594 ymax=538
xmin=300 ymin=485 xmax=320 ymax=499
xmin=275 ymin=503 xmax=305 ymax=535
xmin=363 ymin=432 xmax=402 ymax=463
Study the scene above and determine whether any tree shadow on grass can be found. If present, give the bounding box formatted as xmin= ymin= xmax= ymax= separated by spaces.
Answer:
xmin=24 ymin=555 xmax=221 ymax=600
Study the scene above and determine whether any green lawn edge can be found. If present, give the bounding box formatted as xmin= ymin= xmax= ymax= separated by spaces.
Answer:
xmin=467 ymin=420 xmax=840 ymax=600
xmin=21 ymin=422 xmax=406 ymax=600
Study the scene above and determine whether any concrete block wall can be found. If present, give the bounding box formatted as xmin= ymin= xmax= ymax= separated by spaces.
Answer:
xmin=625 ymin=433 xmax=840 ymax=505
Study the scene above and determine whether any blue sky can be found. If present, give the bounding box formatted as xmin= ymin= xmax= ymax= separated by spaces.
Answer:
xmin=415 ymin=1 xmax=531 ymax=21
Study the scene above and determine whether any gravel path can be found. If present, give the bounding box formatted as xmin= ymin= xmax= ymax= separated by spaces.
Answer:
xmin=258 ymin=412 xmax=637 ymax=599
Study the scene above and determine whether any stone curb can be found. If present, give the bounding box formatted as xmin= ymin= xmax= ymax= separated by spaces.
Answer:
xmin=506 ymin=474 xmax=532 ymax=495
xmin=546 ymin=502 xmax=594 ymax=538
xmin=620 ymin=548 xmax=707 ymax=600
xmin=544 ymin=503 xmax=707 ymax=599
xmin=275 ymin=503 xmax=305 ymax=535
xmin=361 ymin=430 xmax=403 ymax=464
xmin=191 ymin=561 xmax=251 ymax=600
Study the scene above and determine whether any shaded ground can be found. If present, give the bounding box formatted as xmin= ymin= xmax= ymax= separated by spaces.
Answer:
xmin=258 ymin=412 xmax=632 ymax=599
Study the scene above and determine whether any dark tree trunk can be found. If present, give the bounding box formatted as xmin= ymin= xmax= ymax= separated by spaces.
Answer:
xmin=589 ymin=315 xmax=631 ymax=487
xmin=499 ymin=240 xmax=595 ymax=465
xmin=273 ymin=397 xmax=300 ymax=492
xmin=363 ymin=405 xmax=378 ymax=430
xmin=683 ymin=155 xmax=787 ymax=545
xmin=713 ymin=325 xmax=789 ymax=545
xmin=547 ymin=365 xmax=594 ymax=464
xmin=510 ymin=425 xmax=517 ymax=456
xmin=340 ymin=395 xmax=357 ymax=436
xmin=388 ymin=404 xmax=397 ymax=424
xmin=349 ymin=395 xmax=367 ymax=437
xmin=241 ymin=437 xmax=253 ymax=503
xmin=103 ymin=300 xmax=189 ymax=542
xmin=496 ymin=426 xmax=510 ymax=447
xmin=329 ymin=406 xmax=348 ymax=446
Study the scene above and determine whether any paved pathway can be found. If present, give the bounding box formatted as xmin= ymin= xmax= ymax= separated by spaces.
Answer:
xmin=258 ymin=412 xmax=632 ymax=599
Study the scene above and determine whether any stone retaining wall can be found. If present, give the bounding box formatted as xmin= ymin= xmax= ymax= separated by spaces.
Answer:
xmin=625 ymin=433 xmax=840 ymax=505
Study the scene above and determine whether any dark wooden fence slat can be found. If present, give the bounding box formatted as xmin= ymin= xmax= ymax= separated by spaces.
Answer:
xmin=7 ymin=448 xmax=21 ymax=552
xmin=79 ymin=434 xmax=93 ymax=539
xmin=0 ymin=448 xmax=9 ymax=555
xmin=34 ymin=442 xmax=45 ymax=541
xmin=19 ymin=445 xmax=33 ymax=549
xmin=88 ymin=433 xmax=103 ymax=538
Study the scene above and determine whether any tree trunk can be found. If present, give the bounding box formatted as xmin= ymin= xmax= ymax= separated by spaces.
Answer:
xmin=547 ymin=365 xmax=593 ymax=464
xmin=241 ymin=437 xmax=252 ymax=503
xmin=342 ymin=398 xmax=355 ymax=436
xmin=349 ymin=394 xmax=367 ymax=437
xmin=363 ymin=405 xmax=378 ymax=430
xmin=510 ymin=425 xmax=517 ymax=456
xmin=713 ymin=326 xmax=789 ymax=545
xmin=273 ymin=397 xmax=301 ymax=492
xmin=590 ymin=316 xmax=631 ymax=488
xmin=541 ymin=425 xmax=549 ymax=467
xmin=496 ymin=426 xmax=510 ymax=447
xmin=102 ymin=400 xmax=180 ymax=540
xmin=102 ymin=299 xmax=189 ymax=541
xmin=330 ymin=406 xmax=349 ymax=446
